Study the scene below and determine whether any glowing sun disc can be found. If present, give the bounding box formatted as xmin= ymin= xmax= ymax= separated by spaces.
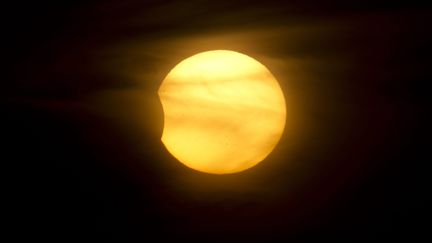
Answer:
xmin=158 ymin=50 xmax=286 ymax=174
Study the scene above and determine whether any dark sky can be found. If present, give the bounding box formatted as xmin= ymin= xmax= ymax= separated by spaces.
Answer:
xmin=4 ymin=0 xmax=429 ymax=241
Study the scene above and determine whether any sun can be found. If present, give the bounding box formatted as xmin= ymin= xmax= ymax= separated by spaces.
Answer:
xmin=158 ymin=50 xmax=286 ymax=174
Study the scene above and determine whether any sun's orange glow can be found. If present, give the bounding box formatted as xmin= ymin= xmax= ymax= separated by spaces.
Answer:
xmin=158 ymin=50 xmax=286 ymax=174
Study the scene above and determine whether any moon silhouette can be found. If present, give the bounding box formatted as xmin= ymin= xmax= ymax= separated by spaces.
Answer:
xmin=158 ymin=50 xmax=286 ymax=174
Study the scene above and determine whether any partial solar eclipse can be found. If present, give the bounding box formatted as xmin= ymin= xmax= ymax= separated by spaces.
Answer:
xmin=158 ymin=50 xmax=286 ymax=174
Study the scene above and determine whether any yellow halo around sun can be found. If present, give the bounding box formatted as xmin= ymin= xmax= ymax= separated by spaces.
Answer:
xmin=158 ymin=50 xmax=286 ymax=174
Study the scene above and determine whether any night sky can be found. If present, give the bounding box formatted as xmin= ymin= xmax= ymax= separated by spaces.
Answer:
xmin=4 ymin=0 xmax=429 ymax=241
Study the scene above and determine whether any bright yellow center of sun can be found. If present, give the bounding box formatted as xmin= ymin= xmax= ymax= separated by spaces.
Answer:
xmin=158 ymin=50 xmax=286 ymax=174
